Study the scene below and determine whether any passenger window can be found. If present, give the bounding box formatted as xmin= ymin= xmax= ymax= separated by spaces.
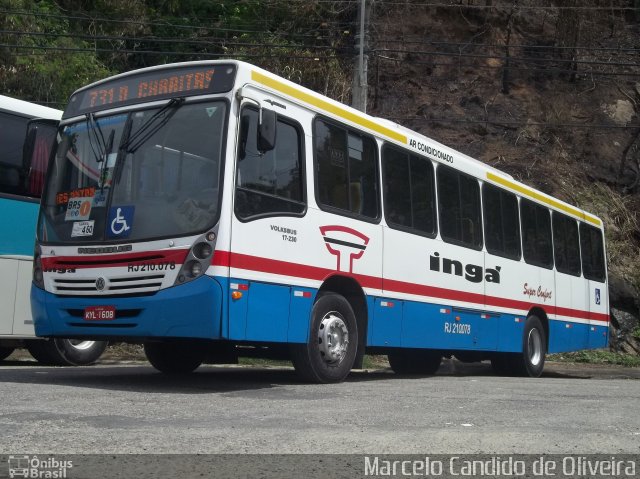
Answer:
xmin=580 ymin=223 xmax=606 ymax=282
xmin=483 ymin=183 xmax=521 ymax=260
xmin=520 ymin=199 xmax=553 ymax=269
xmin=382 ymin=144 xmax=436 ymax=236
xmin=0 ymin=112 xmax=30 ymax=197
xmin=553 ymin=212 xmax=581 ymax=276
xmin=235 ymin=108 xmax=305 ymax=220
xmin=437 ymin=165 xmax=482 ymax=249
xmin=314 ymin=118 xmax=379 ymax=220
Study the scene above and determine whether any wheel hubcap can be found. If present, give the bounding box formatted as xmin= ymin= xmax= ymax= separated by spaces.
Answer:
xmin=527 ymin=328 xmax=542 ymax=366
xmin=317 ymin=312 xmax=349 ymax=364
xmin=65 ymin=340 xmax=96 ymax=351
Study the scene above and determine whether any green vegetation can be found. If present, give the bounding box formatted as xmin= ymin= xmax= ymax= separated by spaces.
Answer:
xmin=0 ymin=0 xmax=354 ymax=107
xmin=549 ymin=350 xmax=640 ymax=368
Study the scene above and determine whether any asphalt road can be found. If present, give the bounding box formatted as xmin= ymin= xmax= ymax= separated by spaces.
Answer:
xmin=1 ymin=358 xmax=639 ymax=457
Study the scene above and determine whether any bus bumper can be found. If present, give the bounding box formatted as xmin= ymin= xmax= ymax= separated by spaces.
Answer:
xmin=31 ymin=275 xmax=224 ymax=340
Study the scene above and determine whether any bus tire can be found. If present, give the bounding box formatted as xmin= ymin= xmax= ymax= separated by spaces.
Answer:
xmin=144 ymin=341 xmax=206 ymax=374
xmin=26 ymin=339 xmax=108 ymax=366
xmin=387 ymin=349 xmax=442 ymax=375
xmin=515 ymin=315 xmax=546 ymax=377
xmin=0 ymin=347 xmax=14 ymax=361
xmin=290 ymin=293 xmax=358 ymax=383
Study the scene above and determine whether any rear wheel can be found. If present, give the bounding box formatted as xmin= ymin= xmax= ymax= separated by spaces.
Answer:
xmin=491 ymin=315 xmax=546 ymax=378
xmin=144 ymin=341 xmax=207 ymax=374
xmin=26 ymin=339 xmax=108 ymax=366
xmin=388 ymin=349 xmax=442 ymax=375
xmin=291 ymin=293 xmax=358 ymax=383
xmin=0 ymin=347 xmax=14 ymax=361
xmin=514 ymin=315 xmax=546 ymax=377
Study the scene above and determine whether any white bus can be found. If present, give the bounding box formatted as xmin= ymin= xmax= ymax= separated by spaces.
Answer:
xmin=0 ymin=95 xmax=107 ymax=365
xmin=31 ymin=61 xmax=608 ymax=381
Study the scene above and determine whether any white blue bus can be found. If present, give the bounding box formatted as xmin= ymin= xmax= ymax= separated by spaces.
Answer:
xmin=0 ymin=95 xmax=107 ymax=365
xmin=31 ymin=61 xmax=608 ymax=381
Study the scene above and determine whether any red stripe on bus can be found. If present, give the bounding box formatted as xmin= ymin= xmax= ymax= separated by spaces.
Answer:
xmin=213 ymin=249 xmax=609 ymax=323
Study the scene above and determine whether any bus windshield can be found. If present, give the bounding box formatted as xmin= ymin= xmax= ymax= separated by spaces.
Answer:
xmin=38 ymin=100 xmax=226 ymax=243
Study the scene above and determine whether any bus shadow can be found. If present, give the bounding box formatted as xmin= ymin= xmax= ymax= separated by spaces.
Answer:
xmin=0 ymin=358 xmax=617 ymax=394
xmin=0 ymin=363 xmax=402 ymax=394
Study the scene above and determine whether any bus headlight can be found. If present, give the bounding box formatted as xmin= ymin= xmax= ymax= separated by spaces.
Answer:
xmin=174 ymin=229 xmax=218 ymax=286
xmin=189 ymin=261 xmax=203 ymax=277
xmin=193 ymin=242 xmax=213 ymax=260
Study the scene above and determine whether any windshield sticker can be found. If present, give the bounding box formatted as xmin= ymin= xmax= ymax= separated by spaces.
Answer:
xmin=99 ymin=153 xmax=118 ymax=188
xmin=71 ymin=220 xmax=95 ymax=237
xmin=56 ymin=187 xmax=96 ymax=206
xmin=93 ymin=189 xmax=109 ymax=207
xmin=65 ymin=197 xmax=93 ymax=221
xmin=107 ymin=206 xmax=134 ymax=238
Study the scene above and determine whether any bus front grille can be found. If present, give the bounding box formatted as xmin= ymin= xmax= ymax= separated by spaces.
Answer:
xmin=52 ymin=274 xmax=165 ymax=295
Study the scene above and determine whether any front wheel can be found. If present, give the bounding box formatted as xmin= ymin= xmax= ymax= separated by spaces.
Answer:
xmin=291 ymin=293 xmax=358 ymax=383
xmin=144 ymin=341 xmax=207 ymax=374
xmin=25 ymin=339 xmax=108 ymax=366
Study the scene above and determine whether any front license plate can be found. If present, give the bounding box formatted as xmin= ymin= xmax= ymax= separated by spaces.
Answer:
xmin=84 ymin=305 xmax=116 ymax=321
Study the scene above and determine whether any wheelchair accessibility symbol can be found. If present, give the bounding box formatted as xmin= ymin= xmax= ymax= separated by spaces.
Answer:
xmin=107 ymin=206 xmax=134 ymax=238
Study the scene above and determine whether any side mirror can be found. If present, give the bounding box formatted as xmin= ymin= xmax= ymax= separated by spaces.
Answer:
xmin=257 ymin=108 xmax=276 ymax=152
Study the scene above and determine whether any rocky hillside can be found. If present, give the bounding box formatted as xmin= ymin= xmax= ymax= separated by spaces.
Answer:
xmin=368 ymin=0 xmax=640 ymax=352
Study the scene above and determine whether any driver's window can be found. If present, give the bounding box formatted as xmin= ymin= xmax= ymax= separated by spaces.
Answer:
xmin=235 ymin=107 xmax=305 ymax=220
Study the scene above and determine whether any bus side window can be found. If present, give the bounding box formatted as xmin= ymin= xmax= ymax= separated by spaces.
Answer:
xmin=520 ymin=199 xmax=553 ymax=269
xmin=483 ymin=183 xmax=521 ymax=260
xmin=382 ymin=144 xmax=436 ymax=236
xmin=314 ymin=118 xmax=379 ymax=220
xmin=437 ymin=165 xmax=482 ymax=250
xmin=553 ymin=212 xmax=581 ymax=276
xmin=579 ymin=223 xmax=606 ymax=282
xmin=235 ymin=107 xmax=305 ymax=220
xmin=24 ymin=122 xmax=58 ymax=198
xmin=0 ymin=111 xmax=30 ymax=196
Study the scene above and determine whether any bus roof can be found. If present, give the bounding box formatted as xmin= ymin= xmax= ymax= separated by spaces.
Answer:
xmin=66 ymin=60 xmax=603 ymax=228
xmin=0 ymin=95 xmax=62 ymax=120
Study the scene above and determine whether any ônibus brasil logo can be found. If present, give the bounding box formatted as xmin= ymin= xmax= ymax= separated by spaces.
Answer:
xmin=320 ymin=225 xmax=369 ymax=273
xmin=8 ymin=455 xmax=73 ymax=478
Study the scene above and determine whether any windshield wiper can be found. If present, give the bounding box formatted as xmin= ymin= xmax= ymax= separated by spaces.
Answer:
xmin=85 ymin=112 xmax=106 ymax=165
xmin=112 ymin=97 xmax=184 ymax=185
xmin=119 ymin=97 xmax=185 ymax=154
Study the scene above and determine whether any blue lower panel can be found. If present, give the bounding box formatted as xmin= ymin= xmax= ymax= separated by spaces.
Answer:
xmin=398 ymin=302 xmax=500 ymax=351
xmin=245 ymin=282 xmax=291 ymax=342
xmin=32 ymin=275 xmax=224 ymax=340
xmin=370 ymin=298 xmax=402 ymax=347
xmin=589 ymin=325 xmax=609 ymax=349
xmin=496 ymin=316 xmax=525 ymax=353
xmin=548 ymin=320 xmax=590 ymax=353
xmin=226 ymin=278 xmax=315 ymax=343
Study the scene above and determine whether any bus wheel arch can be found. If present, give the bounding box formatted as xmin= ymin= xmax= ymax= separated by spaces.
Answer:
xmin=528 ymin=307 xmax=550 ymax=350
xmin=290 ymin=275 xmax=366 ymax=383
xmin=317 ymin=275 xmax=368 ymax=370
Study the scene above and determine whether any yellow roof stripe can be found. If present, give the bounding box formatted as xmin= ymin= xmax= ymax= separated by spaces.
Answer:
xmin=251 ymin=70 xmax=407 ymax=144
xmin=487 ymin=172 xmax=601 ymax=227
